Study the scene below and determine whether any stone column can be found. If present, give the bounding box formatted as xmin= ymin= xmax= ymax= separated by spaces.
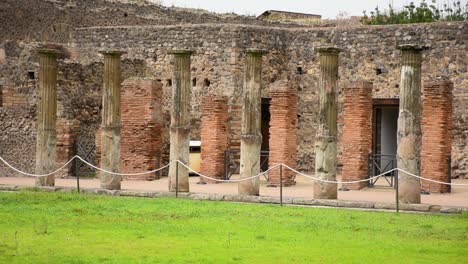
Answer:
xmin=421 ymin=78 xmax=453 ymax=193
xmin=239 ymin=48 xmax=267 ymax=196
xmin=35 ymin=49 xmax=60 ymax=186
xmin=340 ymin=80 xmax=373 ymax=190
xmin=396 ymin=44 xmax=427 ymax=204
xmin=200 ymin=94 xmax=229 ymax=183
xmin=168 ymin=50 xmax=193 ymax=192
xmin=99 ymin=50 xmax=125 ymax=190
xmin=313 ymin=47 xmax=341 ymax=199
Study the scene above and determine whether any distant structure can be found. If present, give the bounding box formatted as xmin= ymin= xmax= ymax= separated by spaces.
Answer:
xmin=257 ymin=10 xmax=321 ymax=22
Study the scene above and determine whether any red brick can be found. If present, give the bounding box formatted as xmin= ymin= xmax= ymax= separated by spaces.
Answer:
xmin=340 ymin=80 xmax=373 ymax=190
xmin=200 ymin=94 xmax=229 ymax=182
xmin=421 ymin=79 xmax=453 ymax=193
xmin=268 ymin=81 xmax=297 ymax=186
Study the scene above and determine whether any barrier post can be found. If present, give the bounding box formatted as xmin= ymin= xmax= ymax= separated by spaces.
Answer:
xmin=280 ymin=164 xmax=283 ymax=206
xmin=76 ymin=173 xmax=80 ymax=193
xmin=395 ymin=172 xmax=399 ymax=213
xmin=176 ymin=161 xmax=179 ymax=198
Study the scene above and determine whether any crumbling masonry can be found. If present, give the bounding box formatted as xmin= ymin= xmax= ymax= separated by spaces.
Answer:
xmin=0 ymin=0 xmax=466 ymax=198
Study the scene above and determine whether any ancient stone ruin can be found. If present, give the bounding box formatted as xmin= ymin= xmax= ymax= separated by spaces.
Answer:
xmin=0 ymin=0 xmax=467 ymax=204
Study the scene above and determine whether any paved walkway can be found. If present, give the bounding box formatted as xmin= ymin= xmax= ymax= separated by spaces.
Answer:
xmin=1 ymin=175 xmax=467 ymax=207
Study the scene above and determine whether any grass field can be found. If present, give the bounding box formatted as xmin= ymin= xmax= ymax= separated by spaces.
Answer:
xmin=0 ymin=191 xmax=467 ymax=263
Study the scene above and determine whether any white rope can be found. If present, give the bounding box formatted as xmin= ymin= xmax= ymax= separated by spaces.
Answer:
xmin=75 ymin=156 xmax=173 ymax=176
xmin=0 ymin=155 xmax=78 ymax=177
xmin=398 ymin=168 xmax=468 ymax=186
xmin=282 ymin=164 xmax=399 ymax=184
xmin=176 ymin=160 xmax=280 ymax=182
xmin=0 ymin=155 xmax=467 ymax=186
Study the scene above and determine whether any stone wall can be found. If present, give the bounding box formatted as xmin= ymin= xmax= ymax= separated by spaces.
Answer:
xmin=0 ymin=0 xmax=294 ymax=43
xmin=1 ymin=20 xmax=467 ymax=179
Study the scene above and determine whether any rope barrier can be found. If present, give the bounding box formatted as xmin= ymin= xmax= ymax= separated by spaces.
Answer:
xmin=281 ymin=164 xmax=399 ymax=184
xmin=0 ymin=155 xmax=467 ymax=186
xmin=177 ymin=161 xmax=281 ymax=182
xmin=75 ymin=156 xmax=173 ymax=176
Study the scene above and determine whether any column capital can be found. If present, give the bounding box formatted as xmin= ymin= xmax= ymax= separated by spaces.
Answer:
xmin=246 ymin=48 xmax=268 ymax=56
xmin=168 ymin=49 xmax=195 ymax=55
xmin=397 ymin=44 xmax=429 ymax=52
xmin=316 ymin=46 xmax=341 ymax=55
xmin=37 ymin=48 xmax=61 ymax=56
xmin=98 ymin=50 xmax=126 ymax=57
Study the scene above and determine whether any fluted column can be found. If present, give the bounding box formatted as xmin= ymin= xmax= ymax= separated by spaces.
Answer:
xmin=35 ymin=49 xmax=60 ymax=186
xmin=396 ymin=44 xmax=427 ymax=204
xmin=313 ymin=47 xmax=341 ymax=199
xmin=168 ymin=49 xmax=193 ymax=192
xmin=99 ymin=50 xmax=125 ymax=190
xmin=239 ymin=49 xmax=267 ymax=196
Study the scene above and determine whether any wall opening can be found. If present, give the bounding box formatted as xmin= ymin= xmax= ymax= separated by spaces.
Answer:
xmin=261 ymin=97 xmax=271 ymax=172
xmin=203 ymin=78 xmax=210 ymax=87
xmin=27 ymin=71 xmax=35 ymax=80
xmin=166 ymin=79 xmax=172 ymax=87
xmin=372 ymin=99 xmax=399 ymax=176
xmin=192 ymin=78 xmax=197 ymax=86
xmin=296 ymin=67 xmax=304 ymax=74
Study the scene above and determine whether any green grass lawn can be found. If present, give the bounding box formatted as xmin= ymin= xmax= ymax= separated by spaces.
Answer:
xmin=0 ymin=191 xmax=466 ymax=264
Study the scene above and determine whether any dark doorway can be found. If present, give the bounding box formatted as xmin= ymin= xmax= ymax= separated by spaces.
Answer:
xmin=260 ymin=98 xmax=271 ymax=172
xmin=372 ymin=99 xmax=399 ymax=156
xmin=370 ymin=99 xmax=399 ymax=186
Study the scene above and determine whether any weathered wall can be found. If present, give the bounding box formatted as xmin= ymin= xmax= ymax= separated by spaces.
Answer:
xmin=120 ymin=78 xmax=163 ymax=180
xmin=0 ymin=0 xmax=294 ymax=43
xmin=1 ymin=20 xmax=467 ymax=179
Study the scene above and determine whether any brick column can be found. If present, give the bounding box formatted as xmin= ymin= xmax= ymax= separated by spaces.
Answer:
xmin=268 ymin=81 xmax=297 ymax=187
xmin=421 ymin=78 xmax=453 ymax=193
xmin=120 ymin=79 xmax=163 ymax=180
xmin=99 ymin=50 xmax=125 ymax=190
xmin=313 ymin=47 xmax=341 ymax=199
xmin=35 ymin=49 xmax=60 ymax=186
xmin=340 ymin=81 xmax=373 ymax=189
xmin=56 ymin=118 xmax=80 ymax=177
xmin=200 ymin=94 xmax=229 ymax=183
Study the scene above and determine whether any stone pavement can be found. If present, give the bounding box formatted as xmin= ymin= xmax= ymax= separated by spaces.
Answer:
xmin=1 ymin=175 xmax=467 ymax=208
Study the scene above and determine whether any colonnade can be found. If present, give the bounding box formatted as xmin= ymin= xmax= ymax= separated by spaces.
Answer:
xmin=34 ymin=43 xmax=440 ymax=204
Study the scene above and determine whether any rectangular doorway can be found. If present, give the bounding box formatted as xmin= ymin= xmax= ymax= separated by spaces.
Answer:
xmin=260 ymin=98 xmax=271 ymax=172
xmin=371 ymin=99 xmax=399 ymax=183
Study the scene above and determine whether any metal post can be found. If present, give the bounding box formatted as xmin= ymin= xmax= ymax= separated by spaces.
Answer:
xmin=76 ymin=173 xmax=80 ymax=193
xmin=395 ymin=173 xmax=399 ymax=213
xmin=176 ymin=161 xmax=179 ymax=198
xmin=280 ymin=164 xmax=283 ymax=206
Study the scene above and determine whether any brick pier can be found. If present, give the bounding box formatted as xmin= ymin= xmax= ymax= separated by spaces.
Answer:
xmin=200 ymin=94 xmax=229 ymax=182
xmin=421 ymin=78 xmax=453 ymax=193
xmin=340 ymin=81 xmax=373 ymax=189
xmin=120 ymin=79 xmax=163 ymax=180
xmin=268 ymin=81 xmax=297 ymax=186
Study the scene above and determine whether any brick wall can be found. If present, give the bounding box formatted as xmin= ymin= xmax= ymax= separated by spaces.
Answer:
xmin=120 ymin=79 xmax=163 ymax=180
xmin=340 ymin=81 xmax=373 ymax=189
xmin=1 ymin=86 xmax=29 ymax=107
xmin=56 ymin=118 xmax=80 ymax=177
xmin=268 ymin=81 xmax=297 ymax=186
xmin=421 ymin=78 xmax=453 ymax=193
xmin=200 ymin=94 xmax=229 ymax=182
